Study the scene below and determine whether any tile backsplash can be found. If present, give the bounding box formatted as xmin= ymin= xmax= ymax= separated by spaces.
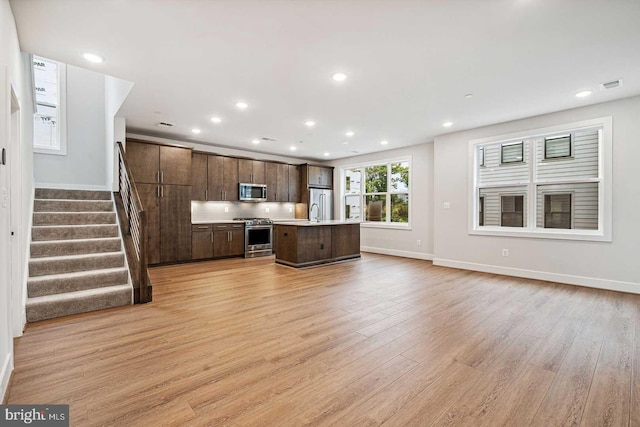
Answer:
xmin=191 ymin=201 xmax=299 ymax=222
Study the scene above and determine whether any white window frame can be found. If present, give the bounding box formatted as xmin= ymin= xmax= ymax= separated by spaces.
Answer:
xmin=32 ymin=55 xmax=67 ymax=155
xmin=340 ymin=156 xmax=412 ymax=229
xmin=468 ymin=116 xmax=612 ymax=241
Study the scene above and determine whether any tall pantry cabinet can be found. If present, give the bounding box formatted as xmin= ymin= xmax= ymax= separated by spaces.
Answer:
xmin=125 ymin=139 xmax=192 ymax=264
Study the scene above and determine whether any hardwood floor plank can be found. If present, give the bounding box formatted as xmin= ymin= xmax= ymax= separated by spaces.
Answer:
xmin=6 ymin=254 xmax=637 ymax=427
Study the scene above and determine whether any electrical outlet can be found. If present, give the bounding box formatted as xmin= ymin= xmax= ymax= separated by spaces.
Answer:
xmin=288 ymin=207 xmax=293 ymax=213
xmin=502 ymin=249 xmax=509 ymax=257
xmin=443 ymin=202 xmax=450 ymax=209
xmin=416 ymin=239 xmax=422 ymax=246
xmin=265 ymin=207 xmax=270 ymax=213
xmin=224 ymin=206 xmax=229 ymax=213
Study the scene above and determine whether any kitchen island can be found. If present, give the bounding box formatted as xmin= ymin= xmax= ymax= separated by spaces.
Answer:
xmin=273 ymin=221 xmax=360 ymax=267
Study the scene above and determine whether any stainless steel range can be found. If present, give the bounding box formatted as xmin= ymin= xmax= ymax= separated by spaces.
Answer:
xmin=234 ymin=218 xmax=273 ymax=258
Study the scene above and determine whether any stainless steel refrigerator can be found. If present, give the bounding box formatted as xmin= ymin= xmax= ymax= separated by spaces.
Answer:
xmin=308 ymin=188 xmax=333 ymax=221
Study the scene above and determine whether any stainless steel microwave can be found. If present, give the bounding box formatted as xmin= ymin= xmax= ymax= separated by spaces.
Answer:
xmin=239 ymin=183 xmax=267 ymax=202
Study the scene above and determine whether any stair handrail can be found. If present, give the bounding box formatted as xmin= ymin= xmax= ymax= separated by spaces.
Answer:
xmin=116 ymin=141 xmax=151 ymax=303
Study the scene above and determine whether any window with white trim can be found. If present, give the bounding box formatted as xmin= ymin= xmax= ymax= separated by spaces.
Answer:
xmin=33 ymin=55 xmax=66 ymax=155
xmin=470 ymin=117 xmax=612 ymax=241
xmin=342 ymin=159 xmax=410 ymax=225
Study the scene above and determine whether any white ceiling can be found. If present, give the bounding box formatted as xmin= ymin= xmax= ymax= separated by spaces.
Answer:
xmin=10 ymin=0 xmax=640 ymax=160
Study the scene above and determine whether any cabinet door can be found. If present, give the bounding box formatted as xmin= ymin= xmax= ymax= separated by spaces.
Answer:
xmin=276 ymin=163 xmax=289 ymax=202
xmin=160 ymin=185 xmax=192 ymax=263
xmin=307 ymin=165 xmax=333 ymax=189
xmin=331 ymin=224 xmax=360 ymax=258
xmin=159 ymin=145 xmax=192 ymax=185
xmin=229 ymin=229 xmax=245 ymax=257
xmin=288 ymin=165 xmax=301 ymax=202
xmin=191 ymin=153 xmax=208 ymax=201
xmin=207 ymin=155 xmax=224 ymax=201
xmin=238 ymin=159 xmax=253 ymax=184
xmin=297 ymin=226 xmax=332 ymax=263
xmin=223 ymin=157 xmax=239 ymax=201
xmin=136 ymin=183 xmax=161 ymax=265
xmin=252 ymin=160 xmax=266 ymax=184
xmin=265 ymin=162 xmax=278 ymax=202
xmin=126 ymin=142 xmax=159 ymax=184
xmin=192 ymin=230 xmax=214 ymax=260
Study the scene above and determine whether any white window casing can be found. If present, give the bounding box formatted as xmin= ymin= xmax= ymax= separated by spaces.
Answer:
xmin=32 ymin=55 xmax=67 ymax=155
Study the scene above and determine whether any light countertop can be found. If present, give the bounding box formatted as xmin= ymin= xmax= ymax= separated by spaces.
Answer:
xmin=192 ymin=220 xmax=246 ymax=224
xmin=273 ymin=220 xmax=361 ymax=227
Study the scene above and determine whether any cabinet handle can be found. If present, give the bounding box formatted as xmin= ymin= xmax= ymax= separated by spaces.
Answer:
xmin=211 ymin=232 xmax=214 ymax=243
xmin=205 ymin=189 xmax=208 ymax=200
xmin=228 ymin=231 xmax=231 ymax=241
xmin=224 ymin=191 xmax=227 ymax=200
xmin=197 ymin=226 xmax=208 ymax=229
xmin=161 ymin=185 xmax=164 ymax=198
xmin=161 ymin=170 xmax=164 ymax=183
xmin=156 ymin=186 xmax=160 ymax=198
xmin=157 ymin=171 xmax=160 ymax=183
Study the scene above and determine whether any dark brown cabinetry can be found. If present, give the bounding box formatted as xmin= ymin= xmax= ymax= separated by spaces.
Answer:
xmin=273 ymin=223 xmax=359 ymax=267
xmin=306 ymin=165 xmax=333 ymax=189
xmin=191 ymin=224 xmax=214 ymax=260
xmin=239 ymin=159 xmax=266 ymax=184
xmin=213 ymin=224 xmax=245 ymax=258
xmin=126 ymin=139 xmax=193 ymax=265
xmin=191 ymin=153 xmax=239 ymax=201
xmin=266 ymin=162 xmax=289 ymax=202
xmin=288 ymin=165 xmax=301 ymax=203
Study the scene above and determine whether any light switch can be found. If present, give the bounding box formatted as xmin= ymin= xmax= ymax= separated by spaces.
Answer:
xmin=443 ymin=202 xmax=450 ymax=209
xmin=224 ymin=206 xmax=229 ymax=213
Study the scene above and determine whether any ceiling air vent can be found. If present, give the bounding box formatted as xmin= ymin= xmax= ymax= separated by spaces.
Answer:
xmin=600 ymin=79 xmax=623 ymax=90
xmin=261 ymin=137 xmax=277 ymax=142
xmin=156 ymin=122 xmax=174 ymax=128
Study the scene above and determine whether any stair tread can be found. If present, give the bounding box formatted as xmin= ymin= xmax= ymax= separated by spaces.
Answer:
xmin=32 ymin=224 xmax=117 ymax=229
xmin=32 ymin=237 xmax=121 ymax=244
xmin=27 ymin=284 xmax=131 ymax=304
xmin=27 ymin=267 xmax=128 ymax=283
xmin=29 ymin=251 xmax=124 ymax=263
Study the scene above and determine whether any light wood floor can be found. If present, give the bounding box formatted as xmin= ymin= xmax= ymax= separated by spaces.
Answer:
xmin=8 ymin=253 xmax=640 ymax=426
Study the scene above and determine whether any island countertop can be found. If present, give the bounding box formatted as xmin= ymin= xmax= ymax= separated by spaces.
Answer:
xmin=273 ymin=220 xmax=361 ymax=227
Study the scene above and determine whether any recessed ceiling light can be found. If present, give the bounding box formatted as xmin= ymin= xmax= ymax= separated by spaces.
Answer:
xmin=290 ymin=146 xmax=297 ymax=151
xmin=236 ymin=101 xmax=248 ymax=109
xmin=83 ymin=53 xmax=103 ymax=63
xmin=345 ymin=131 xmax=354 ymax=137
xmin=464 ymin=94 xmax=473 ymax=98
xmin=332 ymin=72 xmax=347 ymax=82
xmin=380 ymin=140 xmax=389 ymax=145
xmin=442 ymin=121 xmax=453 ymax=127
xmin=324 ymin=152 xmax=330 ymax=157
xmin=251 ymin=139 xmax=260 ymax=145
xmin=342 ymin=141 xmax=349 ymax=145
xmin=211 ymin=117 xmax=222 ymax=124
xmin=192 ymin=128 xmax=201 ymax=134
xmin=305 ymin=120 xmax=316 ymax=127
xmin=575 ymin=90 xmax=592 ymax=98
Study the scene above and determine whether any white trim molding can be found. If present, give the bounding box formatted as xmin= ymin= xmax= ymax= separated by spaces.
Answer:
xmin=34 ymin=183 xmax=111 ymax=191
xmin=362 ymin=247 xmax=433 ymax=261
xmin=433 ymin=258 xmax=640 ymax=295
xmin=1 ymin=353 xmax=13 ymax=404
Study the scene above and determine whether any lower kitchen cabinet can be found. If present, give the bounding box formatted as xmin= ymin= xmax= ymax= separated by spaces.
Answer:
xmin=191 ymin=224 xmax=213 ymax=260
xmin=213 ymin=223 xmax=245 ymax=258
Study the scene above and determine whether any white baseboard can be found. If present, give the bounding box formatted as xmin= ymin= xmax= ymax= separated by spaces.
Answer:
xmin=361 ymin=246 xmax=433 ymax=261
xmin=1 ymin=352 xmax=13 ymax=404
xmin=34 ymin=182 xmax=111 ymax=191
xmin=433 ymin=258 xmax=640 ymax=295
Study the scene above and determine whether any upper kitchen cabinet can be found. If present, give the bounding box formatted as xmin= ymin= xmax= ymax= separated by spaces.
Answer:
xmin=288 ymin=165 xmax=301 ymax=203
xmin=126 ymin=139 xmax=191 ymax=185
xmin=266 ymin=162 xmax=289 ymax=202
xmin=191 ymin=153 xmax=239 ymax=201
xmin=238 ymin=159 xmax=266 ymax=185
xmin=306 ymin=165 xmax=333 ymax=189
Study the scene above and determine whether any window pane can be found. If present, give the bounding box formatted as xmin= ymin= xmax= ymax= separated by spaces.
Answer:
xmin=501 ymin=142 xmax=524 ymax=164
xmin=365 ymin=195 xmax=386 ymax=222
xmin=536 ymin=183 xmax=598 ymax=230
xmin=365 ymin=165 xmax=387 ymax=193
xmin=33 ymin=56 xmax=58 ymax=106
xmin=478 ymin=196 xmax=484 ymax=226
xmin=345 ymin=195 xmax=361 ymax=220
xmin=390 ymin=162 xmax=409 ymax=192
xmin=344 ymin=169 xmax=361 ymax=195
xmin=479 ymin=186 xmax=528 ymax=227
xmin=545 ymin=135 xmax=571 ymax=159
xmin=479 ymin=141 xmax=529 ymax=185
xmin=390 ymin=194 xmax=408 ymax=223
xmin=501 ymin=195 xmax=524 ymax=227
xmin=536 ymin=129 xmax=599 ymax=181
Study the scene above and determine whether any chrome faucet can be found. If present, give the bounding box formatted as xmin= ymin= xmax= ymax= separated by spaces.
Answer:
xmin=310 ymin=203 xmax=320 ymax=222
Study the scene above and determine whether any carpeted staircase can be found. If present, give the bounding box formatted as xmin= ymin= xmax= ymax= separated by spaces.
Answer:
xmin=26 ymin=188 xmax=133 ymax=322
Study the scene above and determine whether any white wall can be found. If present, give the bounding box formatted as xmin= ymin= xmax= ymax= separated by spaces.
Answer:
xmin=433 ymin=96 xmax=640 ymax=293
xmin=33 ymin=64 xmax=107 ymax=189
xmin=105 ymin=76 xmax=134 ymax=191
xmin=327 ymin=143 xmax=434 ymax=260
xmin=0 ymin=0 xmax=33 ymax=403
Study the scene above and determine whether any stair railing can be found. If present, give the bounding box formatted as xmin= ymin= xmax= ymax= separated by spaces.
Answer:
xmin=116 ymin=141 xmax=151 ymax=303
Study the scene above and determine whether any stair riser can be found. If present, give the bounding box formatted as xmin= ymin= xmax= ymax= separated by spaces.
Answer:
xmin=31 ymin=239 xmax=122 ymax=258
xmin=26 ymin=287 xmax=131 ymax=322
xmin=32 ymin=225 xmax=118 ymax=241
xmin=29 ymin=253 xmax=125 ymax=277
xmin=35 ymin=188 xmax=112 ymax=200
xmin=33 ymin=212 xmax=116 ymax=226
xmin=28 ymin=269 xmax=129 ymax=297
xmin=34 ymin=200 xmax=113 ymax=212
